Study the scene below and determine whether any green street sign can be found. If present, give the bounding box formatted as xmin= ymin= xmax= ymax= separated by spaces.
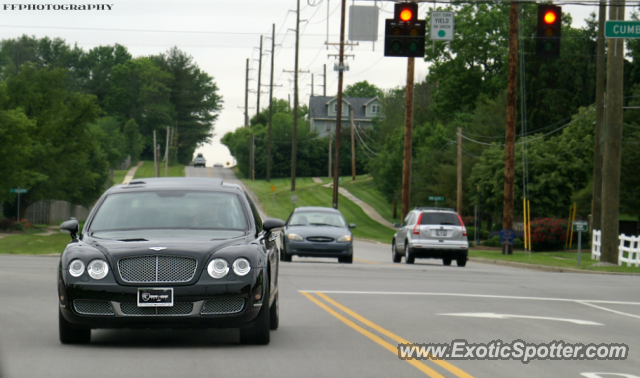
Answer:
xmin=573 ymin=221 xmax=588 ymax=232
xmin=429 ymin=196 xmax=445 ymax=201
xmin=10 ymin=188 xmax=28 ymax=194
xmin=605 ymin=21 xmax=640 ymax=38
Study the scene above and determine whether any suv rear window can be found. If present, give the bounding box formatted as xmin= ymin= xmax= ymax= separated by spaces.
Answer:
xmin=420 ymin=213 xmax=460 ymax=226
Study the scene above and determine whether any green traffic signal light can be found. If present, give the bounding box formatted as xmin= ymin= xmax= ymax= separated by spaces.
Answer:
xmin=408 ymin=41 xmax=419 ymax=52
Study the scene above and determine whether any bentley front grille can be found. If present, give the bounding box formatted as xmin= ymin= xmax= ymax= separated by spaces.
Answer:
xmin=73 ymin=300 xmax=115 ymax=316
xmin=201 ymin=298 xmax=245 ymax=315
xmin=119 ymin=302 xmax=194 ymax=316
xmin=117 ymin=255 xmax=197 ymax=283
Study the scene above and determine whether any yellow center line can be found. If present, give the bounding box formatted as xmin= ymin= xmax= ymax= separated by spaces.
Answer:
xmin=301 ymin=292 xmax=447 ymax=378
xmin=316 ymin=292 xmax=475 ymax=378
xmin=206 ymin=167 xmax=214 ymax=178
xmin=354 ymin=258 xmax=384 ymax=265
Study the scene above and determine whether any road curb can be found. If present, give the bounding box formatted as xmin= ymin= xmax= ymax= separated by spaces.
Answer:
xmin=469 ymin=257 xmax=640 ymax=276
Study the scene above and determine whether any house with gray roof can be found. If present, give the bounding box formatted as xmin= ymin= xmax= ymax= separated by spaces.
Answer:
xmin=308 ymin=95 xmax=382 ymax=138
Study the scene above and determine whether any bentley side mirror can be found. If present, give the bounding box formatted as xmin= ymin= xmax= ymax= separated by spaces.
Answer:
xmin=60 ymin=219 xmax=79 ymax=240
xmin=393 ymin=223 xmax=401 ymax=228
xmin=263 ymin=218 xmax=285 ymax=233
xmin=349 ymin=223 xmax=356 ymax=229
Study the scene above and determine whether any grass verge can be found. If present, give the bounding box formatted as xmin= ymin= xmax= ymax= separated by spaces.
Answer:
xmin=111 ymin=169 xmax=128 ymax=186
xmin=0 ymin=234 xmax=69 ymax=254
xmin=469 ymin=249 xmax=640 ymax=273
xmin=343 ymin=176 xmax=398 ymax=225
xmin=241 ymin=176 xmax=395 ymax=244
xmin=134 ymin=161 xmax=185 ymax=179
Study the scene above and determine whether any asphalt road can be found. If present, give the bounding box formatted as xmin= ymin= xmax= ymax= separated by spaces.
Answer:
xmin=1 ymin=168 xmax=638 ymax=378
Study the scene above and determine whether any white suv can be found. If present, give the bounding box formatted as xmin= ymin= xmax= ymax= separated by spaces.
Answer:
xmin=193 ymin=153 xmax=206 ymax=167
xmin=392 ymin=208 xmax=468 ymax=266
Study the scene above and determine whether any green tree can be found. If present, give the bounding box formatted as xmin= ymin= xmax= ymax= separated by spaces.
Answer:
xmin=123 ymin=119 xmax=144 ymax=164
xmin=343 ymin=81 xmax=382 ymax=98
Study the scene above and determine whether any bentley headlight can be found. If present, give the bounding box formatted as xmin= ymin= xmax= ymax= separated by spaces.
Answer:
xmin=69 ymin=259 xmax=85 ymax=277
xmin=287 ymin=233 xmax=303 ymax=241
xmin=337 ymin=235 xmax=352 ymax=242
xmin=87 ymin=259 xmax=109 ymax=280
xmin=232 ymin=258 xmax=251 ymax=276
xmin=208 ymin=258 xmax=229 ymax=279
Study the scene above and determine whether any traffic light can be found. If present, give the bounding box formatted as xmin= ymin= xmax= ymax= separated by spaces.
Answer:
xmin=536 ymin=5 xmax=562 ymax=58
xmin=384 ymin=3 xmax=426 ymax=58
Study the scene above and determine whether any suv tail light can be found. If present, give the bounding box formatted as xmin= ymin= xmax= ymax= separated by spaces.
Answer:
xmin=456 ymin=214 xmax=467 ymax=236
xmin=413 ymin=213 xmax=423 ymax=235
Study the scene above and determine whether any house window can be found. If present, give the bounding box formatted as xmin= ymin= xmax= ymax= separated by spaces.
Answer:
xmin=371 ymin=104 xmax=380 ymax=114
xmin=325 ymin=122 xmax=331 ymax=132
xmin=333 ymin=103 xmax=337 ymax=112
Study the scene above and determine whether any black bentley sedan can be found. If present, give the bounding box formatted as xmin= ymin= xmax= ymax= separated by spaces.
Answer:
xmin=57 ymin=178 xmax=284 ymax=345
xmin=280 ymin=206 xmax=355 ymax=263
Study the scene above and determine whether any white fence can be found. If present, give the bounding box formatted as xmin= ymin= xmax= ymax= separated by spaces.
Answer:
xmin=591 ymin=230 xmax=640 ymax=267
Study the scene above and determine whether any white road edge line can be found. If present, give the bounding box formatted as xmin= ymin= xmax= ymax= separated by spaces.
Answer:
xmin=438 ymin=312 xmax=603 ymax=325
xmin=297 ymin=291 xmax=640 ymax=306
xmin=576 ymin=301 xmax=640 ymax=320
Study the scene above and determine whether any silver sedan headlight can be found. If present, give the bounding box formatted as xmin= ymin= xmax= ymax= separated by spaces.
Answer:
xmin=232 ymin=258 xmax=251 ymax=276
xmin=69 ymin=259 xmax=85 ymax=277
xmin=207 ymin=258 xmax=229 ymax=279
xmin=87 ymin=259 xmax=109 ymax=280
xmin=287 ymin=233 xmax=303 ymax=241
xmin=337 ymin=235 xmax=352 ymax=242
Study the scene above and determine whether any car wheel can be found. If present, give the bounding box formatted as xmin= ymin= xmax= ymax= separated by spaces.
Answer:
xmin=392 ymin=242 xmax=401 ymax=263
xmin=405 ymin=247 xmax=415 ymax=264
xmin=456 ymin=257 xmax=467 ymax=267
xmin=280 ymin=246 xmax=291 ymax=262
xmin=269 ymin=292 xmax=279 ymax=330
xmin=240 ymin=275 xmax=271 ymax=345
xmin=338 ymin=254 xmax=353 ymax=264
xmin=443 ymin=258 xmax=452 ymax=266
xmin=59 ymin=309 xmax=90 ymax=344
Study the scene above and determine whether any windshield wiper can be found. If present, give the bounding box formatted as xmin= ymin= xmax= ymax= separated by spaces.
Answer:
xmin=118 ymin=238 xmax=149 ymax=242
xmin=310 ymin=223 xmax=341 ymax=227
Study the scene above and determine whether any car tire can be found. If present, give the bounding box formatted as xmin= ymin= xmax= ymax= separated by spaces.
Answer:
xmin=269 ymin=292 xmax=279 ymax=330
xmin=405 ymin=247 xmax=415 ymax=264
xmin=443 ymin=258 xmax=452 ymax=266
xmin=338 ymin=254 xmax=353 ymax=264
xmin=280 ymin=246 xmax=291 ymax=262
xmin=59 ymin=309 xmax=90 ymax=344
xmin=240 ymin=275 xmax=271 ymax=345
xmin=456 ymin=257 xmax=467 ymax=267
xmin=392 ymin=242 xmax=401 ymax=263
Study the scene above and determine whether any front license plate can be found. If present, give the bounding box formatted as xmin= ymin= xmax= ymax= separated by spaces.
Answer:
xmin=436 ymin=230 xmax=447 ymax=237
xmin=137 ymin=288 xmax=173 ymax=307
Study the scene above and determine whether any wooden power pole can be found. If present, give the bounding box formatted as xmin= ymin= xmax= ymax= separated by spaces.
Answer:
xmin=267 ymin=24 xmax=275 ymax=182
xmin=601 ymin=0 xmax=626 ymax=263
xmin=291 ymin=0 xmax=301 ymax=192
xmin=457 ymin=127 xmax=462 ymax=214
xmin=592 ymin=1 xmax=607 ymax=231
xmin=351 ymin=110 xmax=356 ymax=181
xmin=323 ymin=64 xmax=327 ymax=96
xmin=256 ymin=35 xmax=263 ymax=116
xmin=400 ymin=57 xmax=415 ymax=222
xmin=502 ymin=1 xmax=518 ymax=255
xmin=332 ymin=0 xmax=347 ymax=209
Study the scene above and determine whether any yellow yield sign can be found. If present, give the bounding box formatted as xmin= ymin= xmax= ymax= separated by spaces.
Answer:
xmin=271 ymin=185 xmax=276 ymax=192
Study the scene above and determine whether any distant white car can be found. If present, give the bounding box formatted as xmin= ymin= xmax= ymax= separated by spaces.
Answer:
xmin=193 ymin=153 xmax=206 ymax=167
xmin=214 ymin=163 xmax=224 ymax=168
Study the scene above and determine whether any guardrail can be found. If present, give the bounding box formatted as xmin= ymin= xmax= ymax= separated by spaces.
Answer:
xmin=591 ymin=230 xmax=640 ymax=267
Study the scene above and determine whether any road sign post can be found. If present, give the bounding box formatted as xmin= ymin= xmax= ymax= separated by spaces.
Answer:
xmin=573 ymin=221 xmax=588 ymax=267
xmin=291 ymin=195 xmax=297 ymax=212
xmin=10 ymin=188 xmax=28 ymax=221
xmin=271 ymin=185 xmax=276 ymax=207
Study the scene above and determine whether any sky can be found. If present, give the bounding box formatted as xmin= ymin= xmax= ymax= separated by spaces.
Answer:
xmin=0 ymin=0 xmax=622 ymax=166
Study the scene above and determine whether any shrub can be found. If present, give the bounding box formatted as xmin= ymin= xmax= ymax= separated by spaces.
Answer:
xmin=492 ymin=223 xmax=503 ymax=232
xmin=0 ymin=218 xmax=15 ymax=231
xmin=461 ymin=216 xmax=475 ymax=227
xmin=530 ymin=218 xmax=568 ymax=252
xmin=481 ymin=229 xmax=490 ymax=240
xmin=15 ymin=219 xmax=31 ymax=231
xmin=513 ymin=238 xmax=524 ymax=249
xmin=468 ymin=241 xmax=475 ymax=248
xmin=482 ymin=236 xmax=501 ymax=247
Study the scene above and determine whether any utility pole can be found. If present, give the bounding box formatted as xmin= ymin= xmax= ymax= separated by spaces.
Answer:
xmin=256 ymin=35 xmax=263 ymax=115
xmin=601 ymin=0 xmax=625 ymax=264
xmin=311 ymin=74 xmax=315 ymax=96
xmin=267 ymin=24 xmax=275 ymax=182
xmin=350 ymin=111 xmax=356 ymax=181
xmin=457 ymin=127 xmax=462 ymax=214
xmin=328 ymin=130 xmax=332 ymax=178
xmin=502 ymin=1 xmax=519 ymax=255
xmin=332 ymin=0 xmax=347 ymax=209
xmin=153 ymin=130 xmax=157 ymax=178
xmin=592 ymin=0 xmax=606 ymax=232
xmin=323 ymin=64 xmax=327 ymax=96
xmin=244 ymin=58 xmax=250 ymax=127
xmin=400 ymin=57 xmax=415 ymax=221
xmin=165 ymin=126 xmax=170 ymax=176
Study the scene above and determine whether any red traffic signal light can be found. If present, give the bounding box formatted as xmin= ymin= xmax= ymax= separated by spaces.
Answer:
xmin=536 ymin=5 xmax=562 ymax=58
xmin=394 ymin=3 xmax=417 ymax=23
xmin=543 ymin=11 xmax=557 ymax=24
